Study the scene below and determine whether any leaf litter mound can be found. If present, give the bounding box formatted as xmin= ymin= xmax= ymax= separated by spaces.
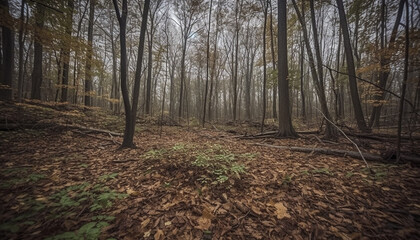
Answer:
xmin=0 ymin=101 xmax=419 ymax=239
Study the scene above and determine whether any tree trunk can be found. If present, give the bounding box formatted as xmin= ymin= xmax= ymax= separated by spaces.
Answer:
xmin=369 ymin=0 xmax=405 ymax=128
xmin=179 ymin=36 xmax=187 ymax=120
xmin=31 ymin=3 xmax=44 ymax=100
xmin=269 ymin=0 xmax=277 ymax=119
xmin=0 ymin=0 xmax=14 ymax=101
xmin=17 ymin=0 xmax=26 ymax=102
xmin=61 ymin=0 xmax=74 ymax=102
xmin=145 ymin=18 xmax=154 ymax=115
xmin=202 ymin=0 xmax=213 ymax=127
xmin=277 ymin=0 xmax=297 ymax=137
xmin=299 ymin=36 xmax=305 ymax=121
xmin=232 ymin=0 xmax=241 ymax=122
xmin=292 ymin=0 xmax=335 ymax=138
xmin=110 ymin=18 xmax=119 ymax=113
xmin=396 ymin=0 xmax=409 ymax=161
xmin=261 ymin=0 xmax=268 ymax=132
xmin=84 ymin=0 xmax=95 ymax=106
xmin=113 ymin=0 xmax=131 ymax=147
xmin=336 ymin=0 xmax=369 ymax=132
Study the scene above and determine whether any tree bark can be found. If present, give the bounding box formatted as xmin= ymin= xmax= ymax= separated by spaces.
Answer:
xmin=369 ymin=0 xmax=405 ymax=128
xmin=84 ymin=0 xmax=95 ymax=106
xmin=202 ymin=0 xmax=213 ymax=127
xmin=113 ymin=0 xmax=150 ymax=148
xmin=299 ymin=36 xmax=305 ymax=120
xmin=292 ymin=0 xmax=335 ymax=138
xmin=336 ymin=0 xmax=369 ymax=132
xmin=269 ymin=0 xmax=277 ymax=119
xmin=31 ymin=3 xmax=44 ymax=100
xmin=396 ymin=0 xmax=409 ymax=161
xmin=61 ymin=0 xmax=74 ymax=102
xmin=277 ymin=0 xmax=297 ymax=137
xmin=17 ymin=0 xmax=26 ymax=102
xmin=0 ymin=0 xmax=14 ymax=101
xmin=261 ymin=0 xmax=268 ymax=132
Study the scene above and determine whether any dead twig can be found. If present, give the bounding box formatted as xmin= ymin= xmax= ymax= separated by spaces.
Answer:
xmin=315 ymin=107 xmax=371 ymax=171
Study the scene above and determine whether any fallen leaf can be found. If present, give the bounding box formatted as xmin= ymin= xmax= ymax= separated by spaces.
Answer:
xmin=154 ymin=229 xmax=164 ymax=240
xmin=274 ymin=202 xmax=290 ymax=219
xmin=127 ymin=188 xmax=140 ymax=195
xmin=164 ymin=221 xmax=172 ymax=226
xmin=141 ymin=218 xmax=151 ymax=229
xmin=196 ymin=217 xmax=211 ymax=230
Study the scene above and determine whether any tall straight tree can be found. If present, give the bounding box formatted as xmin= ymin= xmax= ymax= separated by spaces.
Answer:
xmin=113 ymin=0 xmax=150 ymax=148
xmin=396 ymin=0 xmax=409 ymax=161
xmin=60 ymin=0 xmax=74 ymax=102
xmin=0 ymin=0 xmax=14 ymax=101
xmin=202 ymin=0 xmax=213 ymax=127
xmin=269 ymin=0 xmax=277 ymax=119
xmin=17 ymin=0 xmax=26 ymax=101
xmin=277 ymin=0 xmax=297 ymax=137
xmin=292 ymin=0 xmax=336 ymax=138
xmin=369 ymin=0 xmax=405 ymax=128
xmin=336 ymin=0 xmax=369 ymax=132
xmin=31 ymin=2 xmax=45 ymax=100
xmin=145 ymin=0 xmax=163 ymax=115
xmin=261 ymin=0 xmax=268 ymax=132
xmin=232 ymin=0 xmax=242 ymax=122
xmin=174 ymin=0 xmax=203 ymax=120
xmin=84 ymin=0 xmax=95 ymax=106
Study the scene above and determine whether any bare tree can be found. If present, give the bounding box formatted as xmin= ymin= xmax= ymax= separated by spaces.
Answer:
xmin=113 ymin=0 xmax=151 ymax=148
xmin=336 ymin=0 xmax=369 ymax=132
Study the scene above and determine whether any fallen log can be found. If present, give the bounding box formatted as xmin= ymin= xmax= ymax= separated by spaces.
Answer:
xmin=346 ymin=132 xmax=420 ymax=141
xmin=254 ymin=143 xmax=420 ymax=164
xmin=237 ymin=130 xmax=321 ymax=139
xmin=0 ymin=122 xmax=123 ymax=137
xmin=67 ymin=124 xmax=123 ymax=137
xmin=254 ymin=143 xmax=383 ymax=161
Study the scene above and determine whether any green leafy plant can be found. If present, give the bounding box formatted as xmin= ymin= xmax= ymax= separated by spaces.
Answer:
xmin=282 ymin=174 xmax=293 ymax=185
xmin=171 ymin=143 xmax=185 ymax=151
xmin=191 ymin=146 xmax=247 ymax=185
xmin=99 ymin=173 xmax=118 ymax=181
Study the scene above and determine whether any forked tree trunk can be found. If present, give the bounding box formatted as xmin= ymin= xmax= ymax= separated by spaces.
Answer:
xmin=292 ymin=0 xmax=335 ymax=138
xmin=336 ymin=0 xmax=369 ymax=132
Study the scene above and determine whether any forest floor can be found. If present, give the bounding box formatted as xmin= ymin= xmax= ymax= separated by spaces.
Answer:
xmin=1 ymin=100 xmax=420 ymax=240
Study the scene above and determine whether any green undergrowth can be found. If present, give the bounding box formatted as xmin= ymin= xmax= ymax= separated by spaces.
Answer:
xmin=0 ymin=171 xmax=126 ymax=239
xmin=142 ymin=143 xmax=255 ymax=186
xmin=0 ymin=167 xmax=46 ymax=189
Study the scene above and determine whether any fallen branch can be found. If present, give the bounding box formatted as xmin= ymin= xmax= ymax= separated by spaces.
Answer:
xmin=72 ymin=130 xmax=120 ymax=145
xmin=346 ymin=132 xmax=420 ymax=141
xmin=255 ymin=143 xmax=383 ymax=161
xmin=237 ymin=130 xmax=320 ymax=139
xmin=67 ymin=124 xmax=123 ymax=137
xmin=315 ymin=107 xmax=371 ymax=171
xmin=254 ymin=143 xmax=420 ymax=164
